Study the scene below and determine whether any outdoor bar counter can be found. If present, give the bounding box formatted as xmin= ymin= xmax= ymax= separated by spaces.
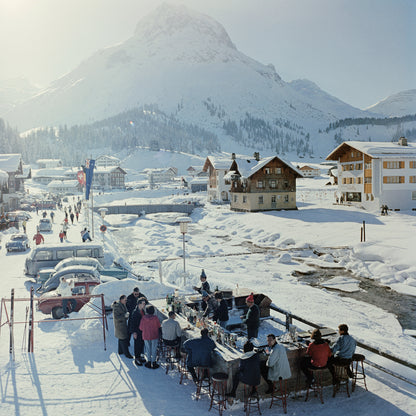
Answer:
xmin=151 ymin=288 xmax=331 ymax=397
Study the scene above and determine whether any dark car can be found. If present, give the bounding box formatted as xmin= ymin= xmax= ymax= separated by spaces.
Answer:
xmin=37 ymin=278 xmax=100 ymax=319
xmin=6 ymin=233 xmax=30 ymax=252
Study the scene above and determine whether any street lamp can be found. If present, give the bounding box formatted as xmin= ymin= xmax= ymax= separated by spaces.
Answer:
xmin=98 ymin=207 xmax=108 ymax=219
xmin=176 ymin=217 xmax=192 ymax=283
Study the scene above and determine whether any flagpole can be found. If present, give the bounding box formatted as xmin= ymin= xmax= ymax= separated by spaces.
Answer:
xmin=91 ymin=187 xmax=94 ymax=239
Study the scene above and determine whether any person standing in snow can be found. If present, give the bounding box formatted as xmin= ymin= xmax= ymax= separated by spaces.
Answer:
xmin=129 ymin=297 xmax=147 ymax=366
xmin=112 ymin=295 xmax=133 ymax=359
xmin=57 ymin=276 xmax=76 ymax=318
xmin=127 ymin=287 xmax=147 ymax=314
xmin=70 ymin=212 xmax=75 ymax=224
xmin=240 ymin=293 xmax=260 ymax=340
xmin=33 ymin=230 xmax=44 ymax=245
xmin=139 ymin=305 xmax=161 ymax=369
xmin=193 ymin=269 xmax=211 ymax=294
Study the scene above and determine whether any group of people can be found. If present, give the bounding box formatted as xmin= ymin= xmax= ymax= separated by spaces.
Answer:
xmin=300 ymin=324 xmax=357 ymax=388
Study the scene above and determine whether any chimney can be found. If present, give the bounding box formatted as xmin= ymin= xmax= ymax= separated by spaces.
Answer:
xmin=398 ymin=137 xmax=408 ymax=146
xmin=231 ymin=152 xmax=236 ymax=160
xmin=253 ymin=152 xmax=260 ymax=161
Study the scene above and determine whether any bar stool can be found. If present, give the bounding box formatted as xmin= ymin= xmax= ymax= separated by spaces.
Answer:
xmin=156 ymin=337 xmax=167 ymax=361
xmin=332 ymin=364 xmax=350 ymax=398
xmin=305 ymin=367 xmax=327 ymax=404
xmin=179 ymin=351 xmax=190 ymax=384
xmin=209 ymin=372 xmax=228 ymax=416
xmin=270 ymin=378 xmax=288 ymax=413
xmin=351 ymin=354 xmax=368 ymax=392
xmin=243 ymin=384 xmax=261 ymax=416
xmin=165 ymin=344 xmax=180 ymax=374
xmin=195 ymin=366 xmax=211 ymax=400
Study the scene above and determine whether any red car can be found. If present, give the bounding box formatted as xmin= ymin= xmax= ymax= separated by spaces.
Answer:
xmin=37 ymin=278 xmax=100 ymax=319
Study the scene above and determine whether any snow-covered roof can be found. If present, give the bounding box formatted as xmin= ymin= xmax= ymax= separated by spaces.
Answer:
xmin=47 ymin=180 xmax=79 ymax=189
xmin=0 ymin=154 xmax=21 ymax=172
xmin=327 ymin=141 xmax=416 ymax=160
xmin=33 ymin=168 xmax=67 ymax=178
xmin=0 ymin=169 xmax=8 ymax=184
xmin=206 ymin=156 xmax=232 ymax=170
xmin=36 ymin=158 xmax=62 ymax=163
xmin=96 ymin=155 xmax=120 ymax=161
xmin=95 ymin=166 xmax=126 ymax=174
xmin=190 ymin=177 xmax=208 ymax=184
xmin=234 ymin=156 xmax=303 ymax=178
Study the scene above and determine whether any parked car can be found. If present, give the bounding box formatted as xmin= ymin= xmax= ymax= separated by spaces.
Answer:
xmin=7 ymin=211 xmax=32 ymax=221
xmin=36 ymin=266 xmax=101 ymax=294
xmin=38 ymin=218 xmax=52 ymax=232
xmin=37 ymin=277 xmax=100 ymax=319
xmin=25 ymin=243 xmax=105 ymax=276
xmin=6 ymin=233 xmax=30 ymax=252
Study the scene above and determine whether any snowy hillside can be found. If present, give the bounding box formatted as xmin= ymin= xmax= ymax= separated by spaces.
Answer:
xmin=365 ymin=89 xmax=416 ymax=117
xmin=0 ymin=77 xmax=39 ymax=115
xmin=3 ymin=5 xmax=369 ymax=145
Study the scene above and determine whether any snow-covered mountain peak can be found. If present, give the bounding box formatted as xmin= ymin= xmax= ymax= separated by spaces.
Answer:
xmin=132 ymin=3 xmax=236 ymax=59
xmin=365 ymin=89 xmax=416 ymax=117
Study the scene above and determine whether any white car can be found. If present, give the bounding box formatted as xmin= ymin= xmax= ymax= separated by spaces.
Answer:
xmin=38 ymin=218 xmax=52 ymax=232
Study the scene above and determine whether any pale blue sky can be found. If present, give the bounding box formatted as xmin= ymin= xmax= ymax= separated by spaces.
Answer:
xmin=0 ymin=0 xmax=414 ymax=109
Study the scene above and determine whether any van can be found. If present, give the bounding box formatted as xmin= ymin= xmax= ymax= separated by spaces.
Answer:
xmin=24 ymin=243 xmax=105 ymax=276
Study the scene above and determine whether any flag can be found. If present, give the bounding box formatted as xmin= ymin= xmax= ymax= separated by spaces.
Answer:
xmin=77 ymin=170 xmax=86 ymax=185
xmin=84 ymin=159 xmax=95 ymax=200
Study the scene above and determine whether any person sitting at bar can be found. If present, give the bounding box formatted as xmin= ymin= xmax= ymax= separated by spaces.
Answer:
xmin=260 ymin=334 xmax=292 ymax=394
xmin=327 ymin=324 xmax=356 ymax=384
xmin=240 ymin=293 xmax=260 ymax=340
xmin=300 ymin=328 xmax=332 ymax=387
xmin=183 ymin=328 xmax=216 ymax=383
xmin=226 ymin=341 xmax=260 ymax=398
xmin=201 ymin=290 xmax=218 ymax=318
xmin=161 ymin=311 xmax=182 ymax=357
xmin=193 ymin=269 xmax=211 ymax=294
xmin=212 ymin=291 xmax=229 ymax=329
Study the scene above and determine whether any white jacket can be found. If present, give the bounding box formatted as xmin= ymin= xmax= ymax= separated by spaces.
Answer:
xmin=57 ymin=279 xmax=74 ymax=297
xmin=266 ymin=342 xmax=292 ymax=381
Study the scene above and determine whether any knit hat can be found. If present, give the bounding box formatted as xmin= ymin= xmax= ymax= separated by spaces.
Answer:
xmin=200 ymin=269 xmax=207 ymax=279
xmin=246 ymin=293 xmax=254 ymax=303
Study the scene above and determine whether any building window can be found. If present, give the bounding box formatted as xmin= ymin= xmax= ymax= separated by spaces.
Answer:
xmin=284 ymin=195 xmax=289 ymax=202
xmin=269 ymin=180 xmax=276 ymax=188
xmin=410 ymin=176 xmax=416 ymax=183
xmin=410 ymin=161 xmax=416 ymax=168
xmin=258 ymin=196 xmax=264 ymax=204
xmin=257 ymin=180 xmax=263 ymax=188
xmin=383 ymin=176 xmax=405 ymax=184
xmin=243 ymin=196 xmax=247 ymax=203
xmin=271 ymin=195 xmax=276 ymax=203
xmin=364 ymin=177 xmax=372 ymax=184
xmin=365 ymin=163 xmax=372 ymax=170
xmin=264 ymin=167 xmax=270 ymax=174
xmin=355 ymin=163 xmax=362 ymax=170
xmin=412 ymin=191 xmax=416 ymax=200
xmin=234 ymin=195 xmax=237 ymax=202
xmin=357 ymin=177 xmax=362 ymax=184
xmin=275 ymin=168 xmax=282 ymax=174
xmin=384 ymin=161 xmax=404 ymax=169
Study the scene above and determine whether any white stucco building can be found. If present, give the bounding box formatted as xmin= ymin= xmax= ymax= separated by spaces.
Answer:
xmin=326 ymin=138 xmax=416 ymax=211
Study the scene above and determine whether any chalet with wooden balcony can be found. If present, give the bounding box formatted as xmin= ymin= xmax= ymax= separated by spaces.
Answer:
xmin=326 ymin=137 xmax=416 ymax=211
xmin=228 ymin=154 xmax=303 ymax=212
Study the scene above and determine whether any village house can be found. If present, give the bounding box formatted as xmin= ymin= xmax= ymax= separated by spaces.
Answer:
xmin=326 ymin=137 xmax=416 ymax=211
xmin=0 ymin=153 xmax=27 ymax=211
xmin=229 ymin=153 xmax=303 ymax=212
xmin=297 ymin=164 xmax=321 ymax=177
xmin=95 ymin=155 xmax=121 ymax=168
xmin=32 ymin=168 xmax=68 ymax=184
xmin=190 ymin=177 xmax=208 ymax=193
xmin=145 ymin=167 xmax=178 ymax=184
xmin=202 ymin=156 xmax=233 ymax=202
xmin=186 ymin=165 xmax=208 ymax=177
xmin=93 ymin=166 xmax=127 ymax=190
xmin=36 ymin=159 xmax=63 ymax=169
xmin=47 ymin=180 xmax=83 ymax=195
